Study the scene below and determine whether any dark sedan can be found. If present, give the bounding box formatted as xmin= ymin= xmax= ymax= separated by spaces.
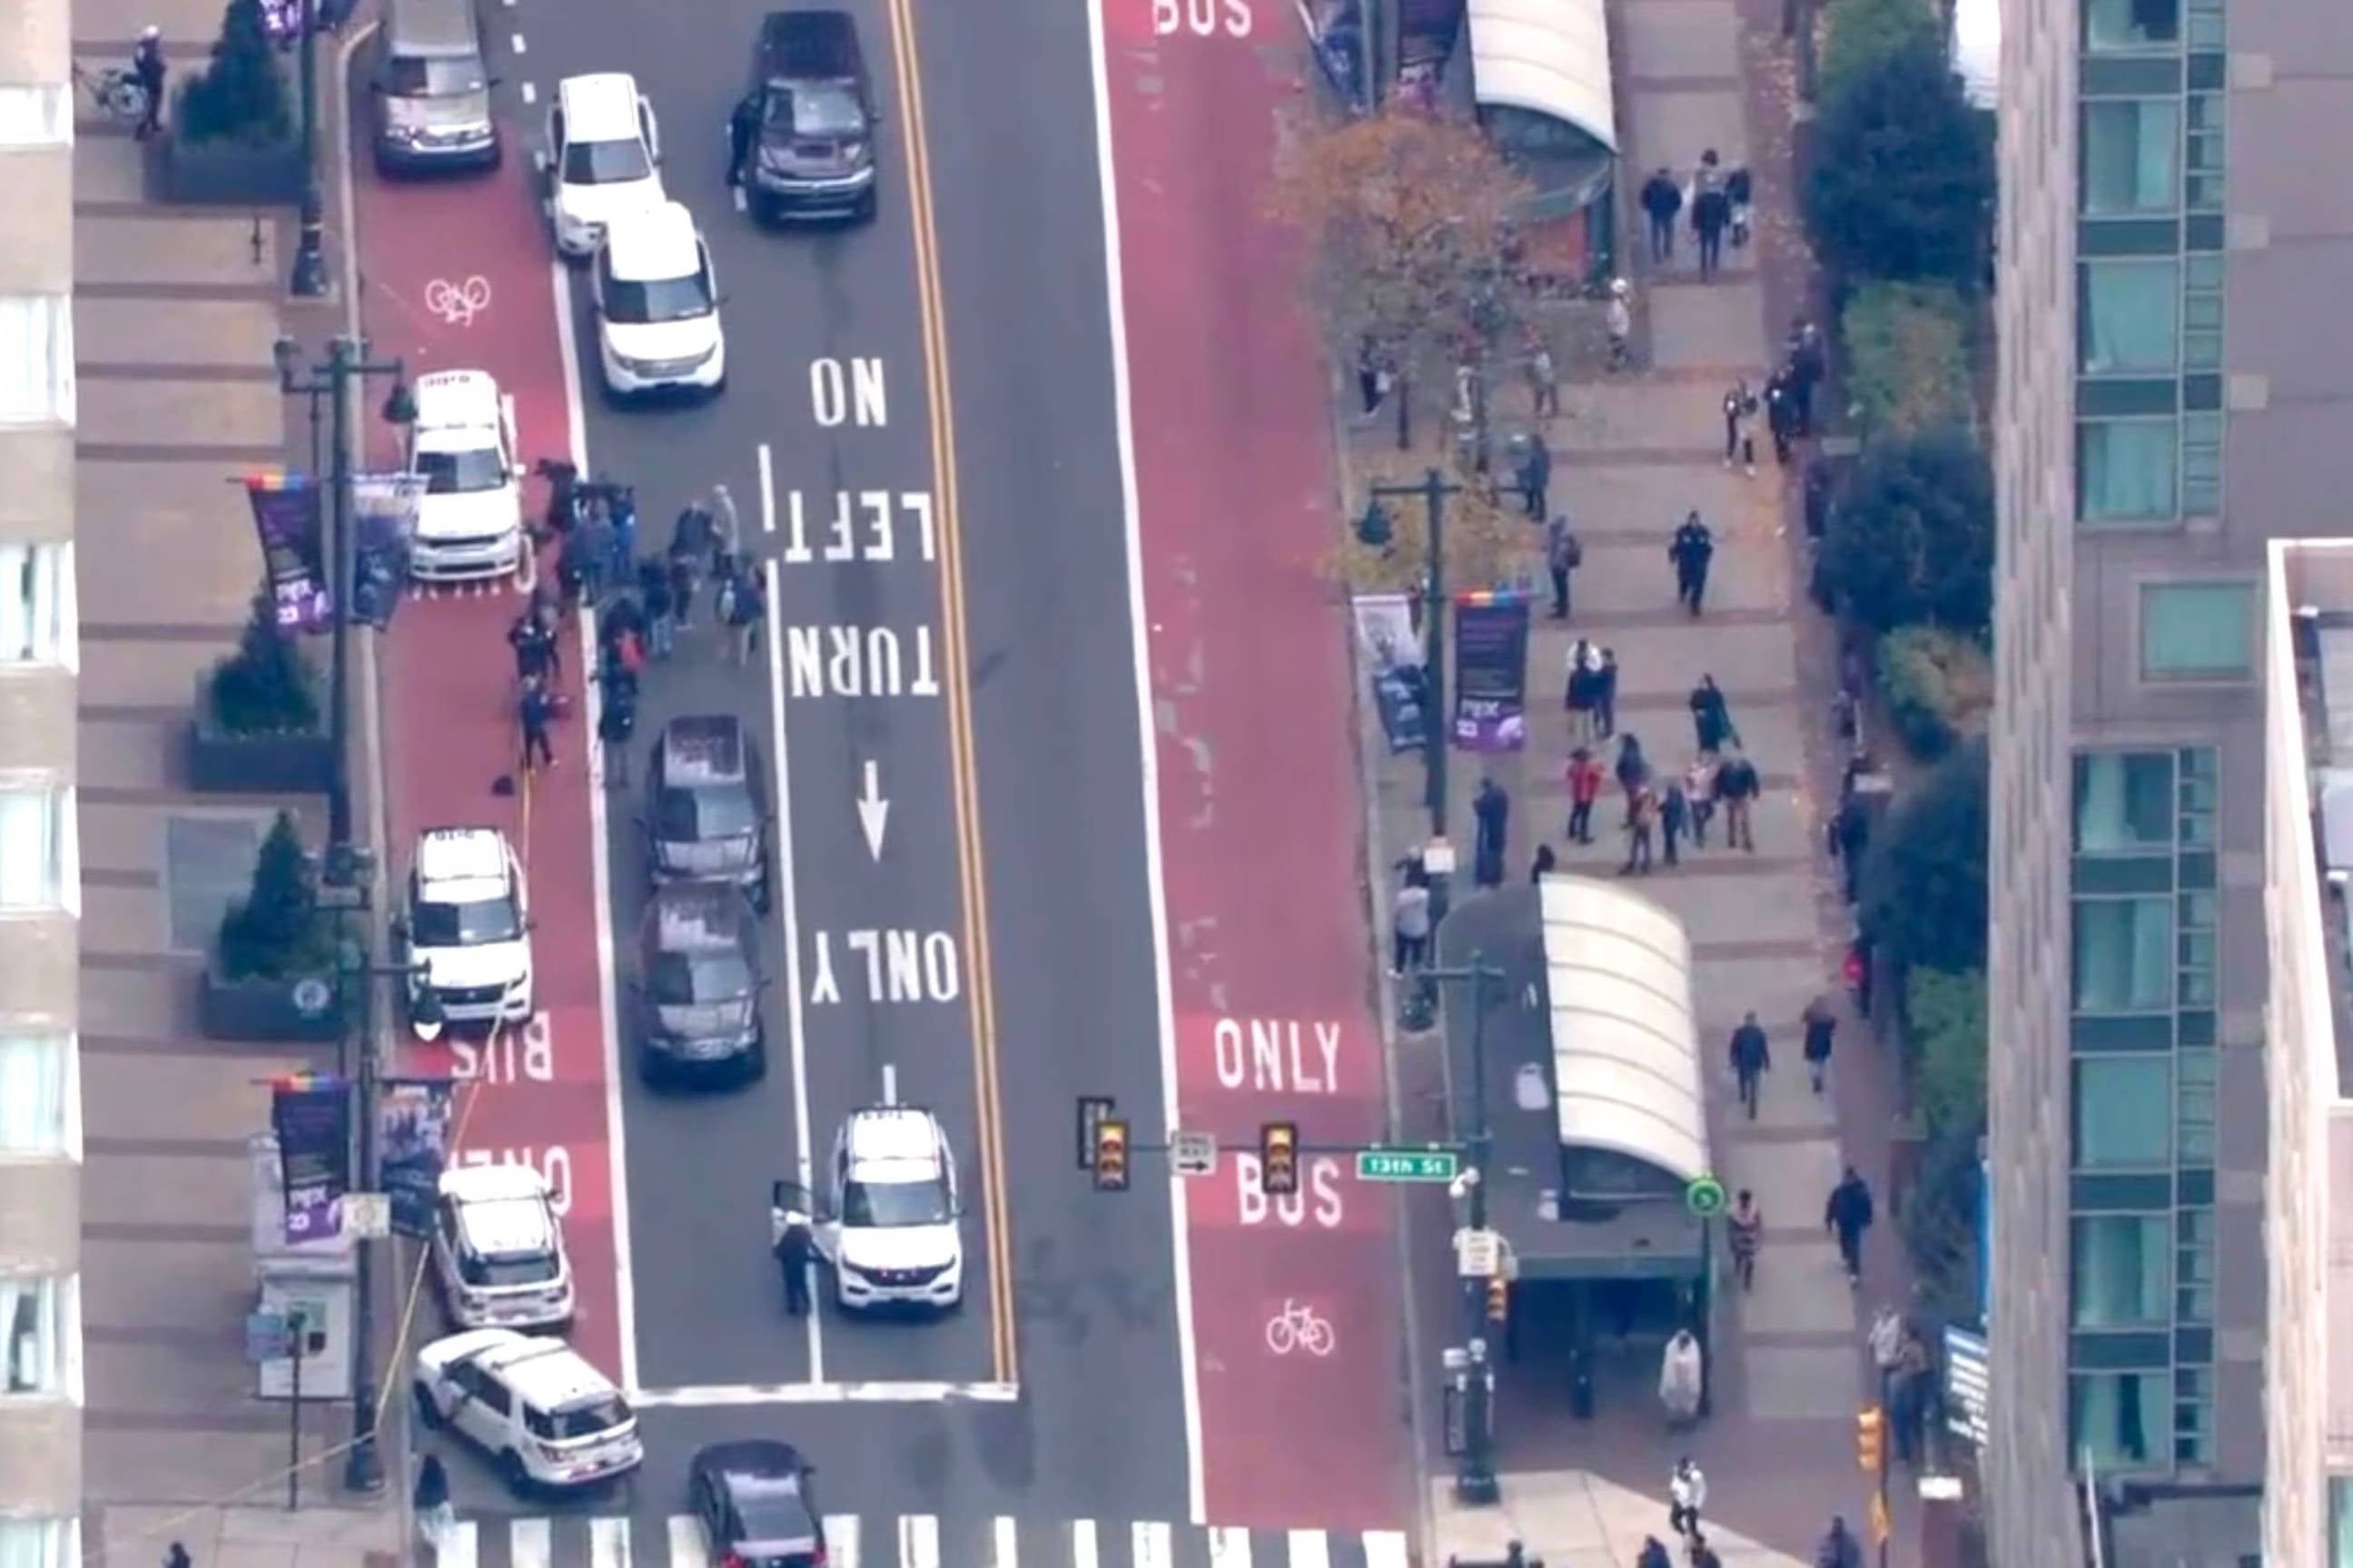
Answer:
xmin=632 ymin=883 xmax=765 ymax=1087
xmin=688 ymin=1440 xmax=826 ymax=1568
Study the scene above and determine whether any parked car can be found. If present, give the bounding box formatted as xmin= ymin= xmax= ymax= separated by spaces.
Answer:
xmin=633 ymin=883 xmax=765 ymax=1085
xmin=429 ymin=1163 xmax=573 ymax=1331
xmin=406 ymin=370 xmax=525 ymax=583
xmin=545 ymin=71 xmax=664 ymax=259
xmin=400 ymin=826 xmax=533 ymax=1032
xmin=411 ymin=1328 xmax=641 ymax=1492
xmin=737 ymin=9 xmax=877 ymax=223
xmin=593 ymin=201 xmax=727 ymax=399
xmin=644 ymin=714 xmax=770 ymax=910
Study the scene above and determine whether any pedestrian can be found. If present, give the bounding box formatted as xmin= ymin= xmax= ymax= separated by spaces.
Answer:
xmin=1357 ymin=338 xmax=1387 ymax=416
xmin=1829 ymin=795 xmax=1872 ymax=904
xmin=518 ymin=675 xmax=557 ymax=773
xmin=1788 ymin=319 xmax=1825 ymax=437
xmin=607 ymin=483 xmax=639 ymax=582
xmin=1527 ymin=332 xmax=1559 ymax=420
xmin=1614 ymin=732 xmax=1650 ymax=814
xmin=1892 ymin=1326 xmax=1933 ymax=1464
xmin=1716 ymin=747 xmax=1760 ymax=852
xmin=1765 ymin=370 xmax=1796 ymax=466
xmin=1684 ymin=755 xmax=1718 ymax=847
xmin=1637 ymin=1538 xmax=1673 ymax=1568
xmin=1688 ymin=675 xmax=1736 ymax=755
xmin=1530 ymin=843 xmax=1557 ymax=883
xmin=1518 ymin=430 xmax=1552 ymax=518
xmin=1802 ymin=993 xmax=1836 ymax=1094
xmin=1728 ymin=1011 xmax=1769 ymax=1119
xmin=725 ymin=562 xmax=766 ymax=667
xmin=1473 ymin=778 xmax=1510 ymax=888
xmin=1817 ymin=1518 xmax=1864 ymax=1568
xmin=667 ymin=550 xmax=698 ymax=635
xmin=1667 ymin=1456 xmax=1706 ymax=1541
xmin=1566 ymin=746 xmax=1603 ymax=844
xmin=558 ymin=525 xmax=596 ymax=610
xmin=1727 ymin=1188 xmax=1762 ymax=1291
xmin=1596 ymin=648 xmax=1620 ymax=738
xmin=1658 ymin=1328 xmax=1703 ymax=1425
xmin=1660 ymin=779 xmax=1689 ymax=866
xmin=1564 ymin=638 xmax=1601 ymax=743
xmin=1545 ymin=514 xmax=1581 ymax=620
xmin=1640 ymin=167 xmax=1684 ymax=262
xmin=133 ymin=28 xmax=168 ymax=139
xmin=1726 ymin=165 xmax=1753 ymax=247
xmin=1845 ymin=934 xmax=1875 ymax=1019
xmin=412 ymin=1452 xmax=454 ymax=1551
xmin=1669 ymin=511 xmax=1714 ymax=615
xmin=1868 ymin=1302 xmax=1904 ymax=1398
xmin=769 ymin=1203 xmax=816 ymax=1315
xmin=638 ymin=559 xmax=675 ymax=659
xmin=1390 ymin=874 xmax=1432 ymax=976
xmin=1606 ymin=277 xmax=1634 ymax=370
xmin=165 ymin=1545 xmax=193 ymax=1568
xmin=1722 ymin=379 xmax=1756 ymax=475
xmin=1689 ymin=1537 xmax=1723 ymax=1568
xmin=1621 ymin=783 xmax=1657 ymax=876
xmin=1825 ymin=1165 xmax=1875 ymax=1285
xmin=1692 ymin=177 xmax=1729 ymax=279
xmin=507 ymin=608 xmax=551 ymax=682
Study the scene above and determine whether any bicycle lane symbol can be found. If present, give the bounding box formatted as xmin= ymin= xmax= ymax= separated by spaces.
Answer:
xmin=1263 ymin=1297 xmax=1335 ymax=1358
xmin=424 ymin=275 xmax=493 ymax=329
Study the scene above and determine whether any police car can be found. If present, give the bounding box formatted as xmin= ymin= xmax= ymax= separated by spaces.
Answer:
xmin=405 ymin=370 xmax=525 ymax=582
xmin=826 ymin=1106 xmax=963 ymax=1312
xmin=400 ymin=827 xmax=533 ymax=1031
xmin=429 ymin=1163 xmax=573 ymax=1331
xmin=411 ymin=1328 xmax=641 ymax=1492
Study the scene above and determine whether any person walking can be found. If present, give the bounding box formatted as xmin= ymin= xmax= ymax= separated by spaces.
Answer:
xmin=1788 ymin=320 xmax=1825 ymax=436
xmin=1716 ymin=747 xmax=1760 ymax=852
xmin=1621 ymin=783 xmax=1658 ymax=876
xmin=769 ymin=1204 xmax=816 ymax=1316
xmin=507 ymin=608 xmax=552 ymax=683
xmin=1545 ymin=514 xmax=1581 ymax=620
xmin=1667 ymin=1456 xmax=1706 ymax=1541
xmin=1692 ymin=176 xmax=1730 ymax=279
xmin=1726 ymin=164 xmax=1754 ymax=248
xmin=1472 ymin=778 xmax=1511 ymax=888
xmin=518 ymin=675 xmax=557 ymax=773
xmin=132 ymin=26 xmax=166 ymax=139
xmin=1564 ymin=637 xmax=1601 ymax=742
xmin=1637 ymin=1538 xmax=1674 ymax=1568
xmin=1891 ymin=1324 xmax=1934 ymax=1464
xmin=1829 ymin=794 xmax=1872 ymax=904
xmin=1566 ymin=747 xmax=1603 ymax=844
xmin=1765 ymin=370 xmax=1797 ymax=466
xmin=1640 ymin=167 xmax=1683 ymax=262
xmin=1816 ymin=1517 xmax=1864 ymax=1568
xmin=1526 ymin=331 xmax=1559 ymax=420
xmin=164 ymin=1545 xmax=193 ymax=1568
xmin=1669 ymin=511 xmax=1714 ymax=615
xmin=1867 ymin=1302 xmax=1904 ymax=1401
xmin=1727 ymin=1188 xmax=1763 ymax=1292
xmin=1689 ymin=1535 xmax=1723 ymax=1568
xmin=1614 ymin=733 xmax=1650 ymax=816
xmin=1728 ymin=1011 xmax=1770 ymax=1119
xmin=1596 ymin=648 xmax=1620 ymax=738
xmin=1658 ymin=1328 xmax=1703 ymax=1425
xmin=1606 ymin=278 xmax=1634 ymax=370
xmin=1688 ymin=675 xmax=1736 ymax=755
xmin=1518 ymin=430 xmax=1552 ymax=518
xmin=1684 ymin=754 xmax=1718 ymax=847
xmin=1826 ymin=1166 xmax=1875 ymax=1285
xmin=1660 ymin=779 xmax=1689 ymax=866
xmin=1390 ymin=875 xmax=1432 ymax=977
xmin=638 ymin=558 xmax=675 ymax=659
xmin=1802 ymin=993 xmax=1837 ymax=1094
xmin=1722 ymin=380 xmax=1757 ymax=476
xmin=724 ymin=561 xmax=766 ymax=667
xmin=728 ymin=93 xmax=761 ymax=185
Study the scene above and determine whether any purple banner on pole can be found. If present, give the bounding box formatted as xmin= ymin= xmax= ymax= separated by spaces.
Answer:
xmin=270 ymin=1074 xmax=351 ymax=1244
xmin=243 ymin=475 xmax=331 ymax=633
xmin=1451 ymin=596 xmax=1531 ymax=751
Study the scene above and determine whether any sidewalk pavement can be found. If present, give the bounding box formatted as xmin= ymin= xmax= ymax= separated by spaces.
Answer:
xmin=1349 ymin=0 xmax=1929 ymax=1563
xmin=71 ymin=64 xmax=402 ymax=1568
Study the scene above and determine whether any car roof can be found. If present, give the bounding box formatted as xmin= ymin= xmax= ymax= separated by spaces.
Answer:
xmin=431 ymin=1330 xmax=613 ymax=1405
xmin=845 ymin=1106 xmax=944 ymax=1168
xmin=557 ymin=72 xmax=642 ymax=135
xmin=446 ymin=1188 xmax=556 ymax=1257
xmin=757 ymin=10 xmax=860 ymax=78
xmin=604 ymin=202 xmax=702 ymax=281
xmin=658 ymin=715 xmax=746 ymax=786
xmin=697 ymin=1438 xmax=808 ymax=1484
xmin=414 ymin=826 xmax=510 ymax=888
xmin=440 ymin=1162 xmax=550 ymax=1205
xmin=644 ymin=883 xmax=753 ymax=954
xmin=411 ymin=370 xmax=501 ymax=432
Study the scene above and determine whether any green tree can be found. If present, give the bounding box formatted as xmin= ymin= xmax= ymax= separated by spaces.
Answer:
xmin=1860 ymin=738 xmax=1987 ymax=972
xmin=1905 ymin=966 xmax=1988 ymax=1139
xmin=1840 ymin=281 xmax=1973 ymax=442
xmin=217 ymin=811 xmax=328 ymax=981
xmin=1818 ymin=428 xmax=1994 ymax=634
xmin=177 ymin=0 xmax=292 ymax=146
xmin=208 ymin=590 xmax=321 ymax=735
xmin=1804 ymin=38 xmax=1994 ymax=287
xmin=1819 ymin=0 xmax=1941 ymax=103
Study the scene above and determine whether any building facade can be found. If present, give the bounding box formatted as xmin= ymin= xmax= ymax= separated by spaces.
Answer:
xmin=0 ymin=0 xmax=84 ymax=1557
xmin=1986 ymin=0 xmax=2353 ymax=1557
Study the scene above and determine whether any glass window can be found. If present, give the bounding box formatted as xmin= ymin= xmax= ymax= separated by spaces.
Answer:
xmin=2082 ymin=100 xmax=2180 ymax=214
xmin=0 ymin=781 xmax=73 ymax=912
xmin=2071 ymin=1214 xmax=2169 ymax=1326
xmin=2173 ymin=1366 xmax=2211 ymax=1464
xmin=0 ymin=1275 xmax=69 ymax=1395
xmin=2074 ymin=1056 xmax=2174 ymax=1167
xmin=2141 ymin=581 xmax=2254 ymax=680
xmin=0 ymin=85 xmax=70 ymax=148
xmin=2073 ymin=896 xmax=2172 ymax=1011
xmin=0 ymin=544 xmax=76 ymax=668
xmin=2084 ymin=0 xmax=2180 ymax=48
xmin=2071 ymin=1370 xmax=2166 ymax=1468
xmin=0 ymin=1035 xmax=72 ymax=1155
xmin=2073 ymin=752 xmax=2173 ymax=853
xmin=0 ymin=1518 xmax=75 ymax=1568
xmin=0 ymin=297 xmax=74 ymax=426
xmin=2079 ymin=419 xmax=2178 ymax=522
xmin=2080 ymin=261 xmax=2179 ymax=374
xmin=2177 ymin=1207 xmax=2213 ymax=1323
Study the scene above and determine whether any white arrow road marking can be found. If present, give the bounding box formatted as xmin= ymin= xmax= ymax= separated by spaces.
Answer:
xmin=855 ymin=759 xmax=890 ymax=859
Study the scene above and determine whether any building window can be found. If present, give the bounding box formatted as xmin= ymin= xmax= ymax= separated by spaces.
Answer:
xmin=0 ymin=85 xmax=71 ymax=147
xmin=2177 ymin=746 xmax=2217 ymax=846
xmin=0 ymin=780 xmax=76 ymax=913
xmin=0 ymin=1518 xmax=77 ymax=1568
xmin=2176 ymin=894 xmax=2216 ymax=1009
xmin=0 ymin=297 xmax=74 ymax=426
xmin=0 ymin=1034 xmax=72 ymax=1155
xmin=2081 ymin=99 xmax=2180 ymax=215
xmin=2079 ymin=419 xmax=2178 ymax=522
xmin=0 ymin=543 xmax=76 ymax=669
xmin=2140 ymin=580 xmax=2255 ymax=681
xmin=2172 ymin=1366 xmax=2210 ymax=1464
xmin=2083 ymin=0 xmax=2180 ymax=48
xmin=0 ymin=1275 xmax=73 ymax=1395
xmin=2071 ymin=1214 xmax=2169 ymax=1326
xmin=2080 ymin=260 xmax=2179 ymax=374
xmin=2074 ymin=897 xmax=2172 ymax=1012
xmin=2176 ymin=1206 xmax=2214 ymax=1323
xmin=2180 ymin=411 xmax=2223 ymax=517
xmin=2185 ymin=92 xmax=2224 ymax=212
xmin=2181 ymin=253 xmax=2224 ymax=371
xmin=2071 ymin=1370 xmax=2166 ymax=1468
xmin=2074 ymin=751 xmax=2174 ymax=853
xmin=2073 ymin=1056 xmax=2173 ymax=1167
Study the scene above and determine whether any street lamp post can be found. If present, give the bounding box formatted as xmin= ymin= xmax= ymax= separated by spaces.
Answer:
xmin=1426 ymin=952 xmax=1505 ymax=1504
xmin=1359 ymin=468 xmax=1464 ymax=837
xmin=290 ymin=0 xmax=327 ymax=297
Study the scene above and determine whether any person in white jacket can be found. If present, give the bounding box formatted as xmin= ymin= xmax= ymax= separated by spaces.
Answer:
xmin=1668 ymin=1455 xmax=1706 ymax=1540
xmin=1659 ymin=1328 xmax=1705 ymax=1425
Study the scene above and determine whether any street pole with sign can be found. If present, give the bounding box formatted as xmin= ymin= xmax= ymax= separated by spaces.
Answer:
xmin=1420 ymin=952 xmax=1505 ymax=1503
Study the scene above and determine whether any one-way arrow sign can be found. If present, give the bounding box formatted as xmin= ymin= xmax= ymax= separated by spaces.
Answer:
xmin=855 ymin=761 xmax=890 ymax=860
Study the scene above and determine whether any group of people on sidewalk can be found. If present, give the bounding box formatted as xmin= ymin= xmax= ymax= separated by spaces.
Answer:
xmin=1637 ymin=150 xmax=1753 ymax=280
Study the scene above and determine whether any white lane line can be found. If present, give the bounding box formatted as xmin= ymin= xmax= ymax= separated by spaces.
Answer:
xmin=757 ymin=441 xmax=776 ymax=532
xmin=1284 ymin=1531 xmax=1331 ymax=1568
xmin=825 ymin=1515 xmax=861 ymax=1568
xmin=509 ymin=1517 xmax=552 ymax=1568
xmin=1132 ymin=1521 xmax=1172 ymax=1568
xmin=667 ymin=1514 xmax=709 ymax=1568
xmin=1069 ymin=1520 xmax=1100 ymax=1568
xmin=510 ymin=31 xmax=527 ymax=52
xmin=1361 ymin=1532 xmax=1412 ymax=1568
xmin=991 ymin=1516 xmax=1019 ymax=1568
xmin=519 ymin=80 xmax=536 ymax=105
xmin=552 ymin=256 xmax=640 ymax=1395
xmin=1083 ymin=0 xmax=1204 ymax=1527
xmin=1206 ymin=1526 xmax=1252 ymax=1568
xmin=588 ymin=1516 xmax=631 ymax=1568
xmin=897 ymin=1516 xmax=940 ymax=1568
xmin=733 ymin=184 xmax=749 ymax=213
xmin=765 ymin=553 xmax=824 ymax=1383
xmin=629 ymin=1378 xmax=1020 ymax=1406
xmin=881 ymin=1061 xmax=897 ymax=1105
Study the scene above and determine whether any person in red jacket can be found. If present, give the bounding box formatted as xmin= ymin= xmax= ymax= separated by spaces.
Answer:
xmin=1566 ymin=747 xmax=1604 ymax=844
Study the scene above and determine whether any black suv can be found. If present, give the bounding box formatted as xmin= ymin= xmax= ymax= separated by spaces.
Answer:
xmin=737 ymin=9 xmax=877 ymax=223
xmin=645 ymin=715 xmax=772 ymax=912
xmin=634 ymin=883 xmax=765 ymax=1086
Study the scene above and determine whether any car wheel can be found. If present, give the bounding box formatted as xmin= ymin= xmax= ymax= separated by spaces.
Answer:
xmin=498 ymin=1449 xmax=530 ymax=1494
xmin=855 ymin=189 xmax=877 ymax=222
xmin=411 ymin=1382 xmax=444 ymax=1430
xmin=743 ymin=1035 xmax=768 ymax=1084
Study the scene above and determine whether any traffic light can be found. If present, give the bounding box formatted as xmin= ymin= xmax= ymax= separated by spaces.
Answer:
xmin=1485 ymin=1274 xmax=1509 ymax=1323
xmin=1261 ymin=1121 xmax=1300 ymax=1196
xmin=1092 ymin=1118 xmax=1131 ymax=1191
xmin=1856 ymin=1405 xmax=1884 ymax=1474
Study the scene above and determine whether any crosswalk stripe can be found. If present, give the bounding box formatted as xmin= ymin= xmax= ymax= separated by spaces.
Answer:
xmin=1286 ymin=1530 xmax=1332 ymax=1568
xmin=589 ymin=1515 xmax=632 ymax=1568
xmin=1070 ymin=1519 xmax=1100 ymax=1568
xmin=432 ymin=1519 xmax=479 ymax=1568
xmin=666 ymin=1514 xmax=708 ymax=1568
xmin=1360 ymin=1530 xmax=1411 ymax=1568
xmin=992 ymin=1515 xmax=1020 ymax=1567
xmin=510 ymin=1516 xmax=552 ymax=1568
xmin=1207 ymin=1525 xmax=1252 ymax=1567
xmin=1132 ymin=1520 xmax=1172 ymax=1568
xmin=898 ymin=1514 xmax=940 ymax=1568
xmin=826 ymin=1514 xmax=861 ymax=1568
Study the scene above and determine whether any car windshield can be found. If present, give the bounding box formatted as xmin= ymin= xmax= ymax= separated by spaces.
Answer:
xmin=654 ymin=784 xmax=756 ymax=841
xmin=841 ymin=1175 xmax=951 ymax=1228
xmin=527 ymin=1393 xmax=630 ymax=1442
xmin=458 ymin=1249 xmax=559 ymax=1287
xmin=415 ymin=445 xmax=506 ymax=495
xmin=648 ymin=951 xmax=753 ymax=1005
xmin=412 ymin=894 xmax=521 ymax=946
xmin=762 ymin=84 xmax=862 ymax=137
xmin=604 ymin=268 xmax=712 ymax=326
xmin=386 ymin=54 xmax=486 ymax=94
xmin=731 ymin=1478 xmax=817 ymax=1544
xmin=562 ymin=135 xmax=651 ymax=185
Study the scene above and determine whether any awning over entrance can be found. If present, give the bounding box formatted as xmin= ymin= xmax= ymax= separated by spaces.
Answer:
xmin=1464 ymin=0 xmax=1617 ymax=153
xmin=1538 ymin=876 xmax=1706 ymax=1185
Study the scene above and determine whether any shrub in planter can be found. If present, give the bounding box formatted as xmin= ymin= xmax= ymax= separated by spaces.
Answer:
xmin=1905 ymin=966 xmax=1987 ymax=1140
xmin=1841 ymin=281 xmax=1973 ymax=443
xmin=1819 ymin=428 xmax=1994 ymax=635
xmin=217 ymin=810 xmax=335 ymax=982
xmin=1859 ymin=738 xmax=1988 ymax=974
xmin=176 ymin=0 xmax=292 ymax=147
xmin=1804 ymin=36 xmax=1994 ymax=288
xmin=209 ymin=591 xmax=321 ymax=736
xmin=1877 ymin=625 xmax=1992 ymax=760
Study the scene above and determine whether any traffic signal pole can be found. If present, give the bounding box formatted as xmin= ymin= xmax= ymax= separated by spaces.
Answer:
xmin=1423 ymin=954 xmax=1504 ymax=1504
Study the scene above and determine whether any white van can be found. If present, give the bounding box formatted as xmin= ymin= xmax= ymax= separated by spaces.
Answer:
xmin=826 ymin=1106 xmax=963 ymax=1312
xmin=593 ymin=201 xmax=727 ymax=398
xmin=430 ymin=1164 xmax=573 ymax=1330
xmin=406 ymin=370 xmax=525 ymax=583
xmin=545 ymin=72 xmax=664 ymax=259
xmin=412 ymin=1328 xmax=642 ymax=1492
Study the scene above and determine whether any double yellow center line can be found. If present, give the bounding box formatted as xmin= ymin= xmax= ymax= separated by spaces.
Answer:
xmin=878 ymin=0 xmax=1016 ymax=1385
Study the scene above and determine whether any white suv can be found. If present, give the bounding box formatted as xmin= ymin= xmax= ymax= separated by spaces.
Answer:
xmin=412 ymin=1328 xmax=642 ymax=1492
xmin=826 ymin=1107 xmax=964 ymax=1312
xmin=544 ymin=72 xmax=664 ymax=259
xmin=400 ymin=827 xmax=533 ymax=1031
xmin=430 ymin=1164 xmax=573 ymax=1331
xmin=594 ymin=201 xmax=726 ymax=398
xmin=406 ymin=370 xmax=525 ymax=583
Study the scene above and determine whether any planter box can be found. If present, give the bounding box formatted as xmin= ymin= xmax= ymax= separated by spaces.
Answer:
xmin=188 ymin=674 xmax=333 ymax=794
xmin=159 ymin=130 xmax=306 ymax=205
xmin=200 ymin=964 xmax=344 ymax=1044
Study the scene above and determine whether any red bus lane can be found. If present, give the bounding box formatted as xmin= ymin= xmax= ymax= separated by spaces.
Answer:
xmin=351 ymin=153 xmax=628 ymax=1381
xmin=1100 ymin=2 xmax=1414 ymax=1533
